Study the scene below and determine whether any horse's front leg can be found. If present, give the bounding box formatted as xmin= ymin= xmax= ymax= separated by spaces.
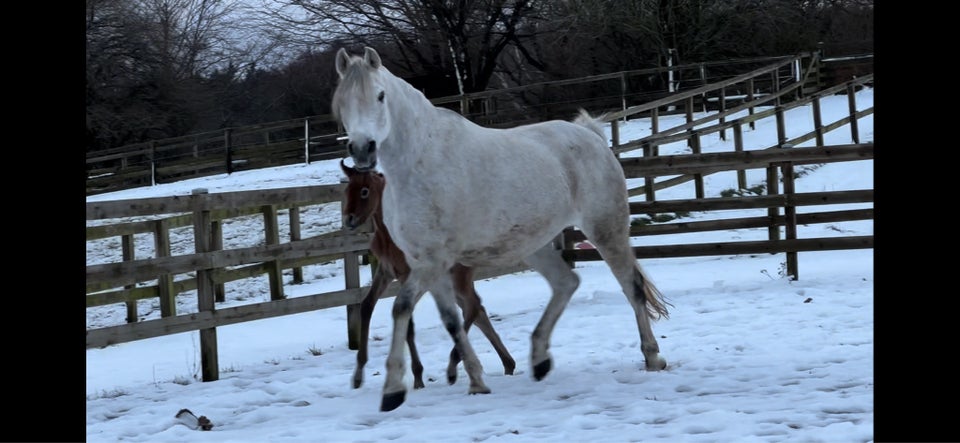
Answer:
xmin=381 ymin=278 xmax=425 ymax=411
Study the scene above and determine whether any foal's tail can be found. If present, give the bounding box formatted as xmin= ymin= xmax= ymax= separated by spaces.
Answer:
xmin=572 ymin=108 xmax=608 ymax=142
xmin=635 ymin=265 xmax=671 ymax=320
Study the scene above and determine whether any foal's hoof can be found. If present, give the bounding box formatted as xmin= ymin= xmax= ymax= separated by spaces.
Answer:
xmin=380 ymin=390 xmax=406 ymax=412
xmin=532 ymin=359 xmax=552 ymax=381
xmin=646 ymin=356 xmax=667 ymax=371
xmin=447 ymin=372 xmax=458 ymax=385
xmin=352 ymin=375 xmax=363 ymax=389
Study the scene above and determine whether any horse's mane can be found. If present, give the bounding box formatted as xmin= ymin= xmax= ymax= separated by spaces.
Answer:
xmin=331 ymin=56 xmax=377 ymax=122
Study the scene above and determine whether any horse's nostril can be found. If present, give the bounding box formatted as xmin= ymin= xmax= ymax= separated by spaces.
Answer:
xmin=368 ymin=140 xmax=376 ymax=153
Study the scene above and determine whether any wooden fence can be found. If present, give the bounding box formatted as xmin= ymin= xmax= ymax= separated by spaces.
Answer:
xmin=86 ymin=74 xmax=874 ymax=381
xmin=87 ymin=52 xmax=833 ymax=196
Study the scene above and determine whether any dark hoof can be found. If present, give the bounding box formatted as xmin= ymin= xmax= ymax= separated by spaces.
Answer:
xmin=352 ymin=379 xmax=362 ymax=389
xmin=504 ymin=362 xmax=516 ymax=376
xmin=413 ymin=379 xmax=425 ymax=390
xmin=532 ymin=359 xmax=552 ymax=381
xmin=380 ymin=391 xmax=406 ymax=412
xmin=447 ymin=373 xmax=458 ymax=385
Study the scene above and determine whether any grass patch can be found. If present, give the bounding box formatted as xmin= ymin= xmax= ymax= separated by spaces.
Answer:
xmin=307 ymin=344 xmax=324 ymax=356
xmin=172 ymin=375 xmax=193 ymax=385
xmin=631 ymin=211 xmax=691 ymax=226
xmin=87 ymin=388 xmax=128 ymax=400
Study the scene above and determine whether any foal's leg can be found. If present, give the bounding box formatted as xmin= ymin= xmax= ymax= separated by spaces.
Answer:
xmin=523 ymin=243 xmax=581 ymax=381
xmin=447 ymin=266 xmax=515 ymax=384
xmin=354 ymin=266 xmax=392 ymax=389
xmin=406 ymin=316 xmax=425 ymax=389
xmin=582 ymin=220 xmax=669 ymax=371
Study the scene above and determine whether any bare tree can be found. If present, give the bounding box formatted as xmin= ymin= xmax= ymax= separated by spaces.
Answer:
xmin=259 ymin=0 xmax=545 ymax=94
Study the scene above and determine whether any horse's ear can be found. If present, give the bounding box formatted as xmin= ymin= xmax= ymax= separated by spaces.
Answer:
xmin=363 ymin=47 xmax=381 ymax=69
xmin=340 ymin=158 xmax=355 ymax=177
xmin=335 ymin=48 xmax=350 ymax=78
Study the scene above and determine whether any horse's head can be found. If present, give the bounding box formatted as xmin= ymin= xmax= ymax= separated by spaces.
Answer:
xmin=332 ymin=47 xmax=391 ymax=172
xmin=340 ymin=159 xmax=386 ymax=230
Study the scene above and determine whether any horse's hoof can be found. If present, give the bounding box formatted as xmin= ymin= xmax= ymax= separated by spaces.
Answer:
xmin=380 ymin=391 xmax=406 ymax=412
xmin=352 ymin=379 xmax=362 ymax=389
xmin=504 ymin=362 xmax=516 ymax=376
xmin=532 ymin=359 xmax=552 ymax=381
xmin=469 ymin=385 xmax=491 ymax=395
xmin=413 ymin=378 xmax=425 ymax=390
xmin=646 ymin=356 xmax=667 ymax=371
xmin=447 ymin=370 xmax=458 ymax=385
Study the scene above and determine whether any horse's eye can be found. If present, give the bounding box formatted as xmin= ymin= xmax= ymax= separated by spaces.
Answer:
xmin=377 ymin=91 xmax=385 ymax=103
xmin=360 ymin=187 xmax=369 ymax=198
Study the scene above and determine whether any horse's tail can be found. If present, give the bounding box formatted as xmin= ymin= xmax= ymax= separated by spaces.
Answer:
xmin=572 ymin=108 xmax=607 ymax=142
xmin=634 ymin=266 xmax=671 ymax=320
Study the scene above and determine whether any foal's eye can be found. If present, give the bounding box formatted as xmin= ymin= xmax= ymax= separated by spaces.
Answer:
xmin=360 ymin=187 xmax=370 ymax=199
xmin=377 ymin=91 xmax=385 ymax=103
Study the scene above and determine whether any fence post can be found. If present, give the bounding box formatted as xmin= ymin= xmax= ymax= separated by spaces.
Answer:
xmin=211 ymin=219 xmax=225 ymax=303
xmin=650 ymin=107 xmax=659 ymax=135
xmin=620 ymin=72 xmax=628 ymax=116
xmin=773 ymin=69 xmax=782 ymax=107
xmin=846 ymin=83 xmax=860 ymax=144
xmin=290 ymin=205 xmax=304 ymax=284
xmin=690 ymin=132 xmax=704 ymax=199
xmin=746 ymin=78 xmax=756 ymax=130
xmin=685 ymin=96 xmax=694 ymax=149
xmin=718 ymin=86 xmax=727 ymax=141
xmin=776 ymin=106 xmax=787 ymax=148
xmin=765 ymin=163 xmax=781 ymax=242
xmin=262 ymin=204 xmax=285 ymax=301
xmin=699 ymin=63 xmax=707 ymax=112
xmin=642 ymin=141 xmax=656 ymax=203
xmin=304 ymin=118 xmax=311 ymax=165
xmin=610 ymin=119 xmax=620 ymax=157
xmin=154 ymin=218 xmax=176 ymax=317
xmin=191 ymin=188 xmax=219 ymax=382
xmin=781 ymin=144 xmax=798 ymax=280
xmin=812 ymin=97 xmax=824 ymax=146
xmin=122 ymin=234 xmax=137 ymax=323
xmin=150 ymin=141 xmax=157 ymax=186
xmin=733 ymin=123 xmax=747 ymax=190
xmin=224 ymin=128 xmax=233 ymax=174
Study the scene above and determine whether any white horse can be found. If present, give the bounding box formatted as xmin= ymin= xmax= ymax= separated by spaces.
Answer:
xmin=332 ymin=47 xmax=669 ymax=412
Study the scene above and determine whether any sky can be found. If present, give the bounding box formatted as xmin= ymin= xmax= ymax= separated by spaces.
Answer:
xmin=86 ymin=87 xmax=874 ymax=443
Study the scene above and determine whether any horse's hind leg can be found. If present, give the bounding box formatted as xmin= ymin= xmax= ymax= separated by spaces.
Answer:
xmin=354 ymin=266 xmax=391 ymax=389
xmin=582 ymin=219 xmax=668 ymax=371
xmin=523 ymin=243 xmax=581 ymax=381
xmin=447 ymin=265 xmax=516 ymax=384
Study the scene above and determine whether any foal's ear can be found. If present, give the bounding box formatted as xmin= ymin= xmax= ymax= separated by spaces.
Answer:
xmin=335 ymin=48 xmax=350 ymax=78
xmin=339 ymin=158 xmax=356 ymax=177
xmin=363 ymin=47 xmax=381 ymax=69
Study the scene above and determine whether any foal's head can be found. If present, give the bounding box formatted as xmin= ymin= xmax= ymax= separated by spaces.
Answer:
xmin=340 ymin=159 xmax=386 ymax=230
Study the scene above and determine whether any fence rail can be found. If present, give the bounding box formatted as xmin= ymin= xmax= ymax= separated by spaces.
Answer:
xmin=86 ymin=51 xmax=862 ymax=197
